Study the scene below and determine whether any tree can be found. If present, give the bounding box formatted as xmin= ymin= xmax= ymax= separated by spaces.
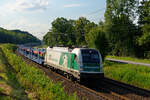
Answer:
xmin=85 ymin=26 xmax=109 ymax=60
xmin=43 ymin=31 xmax=57 ymax=46
xmin=98 ymin=21 xmax=104 ymax=29
xmin=84 ymin=22 xmax=97 ymax=34
xmin=104 ymin=0 xmax=138 ymax=56
xmin=74 ymin=17 xmax=90 ymax=46
xmin=43 ymin=17 xmax=76 ymax=46
xmin=0 ymin=28 xmax=40 ymax=44
xmin=52 ymin=17 xmax=76 ymax=46
xmin=44 ymin=17 xmax=98 ymax=47
xmin=138 ymin=0 xmax=150 ymax=58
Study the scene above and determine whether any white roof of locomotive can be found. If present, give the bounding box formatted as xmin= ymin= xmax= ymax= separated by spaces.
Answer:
xmin=47 ymin=47 xmax=97 ymax=54
xmin=72 ymin=48 xmax=99 ymax=54
xmin=52 ymin=47 xmax=69 ymax=52
xmin=71 ymin=48 xmax=83 ymax=55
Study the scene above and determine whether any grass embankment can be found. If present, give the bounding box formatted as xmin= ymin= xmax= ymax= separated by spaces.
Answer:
xmin=0 ymin=44 xmax=77 ymax=100
xmin=107 ymin=55 xmax=150 ymax=64
xmin=0 ymin=46 xmax=28 ymax=100
xmin=103 ymin=61 xmax=150 ymax=90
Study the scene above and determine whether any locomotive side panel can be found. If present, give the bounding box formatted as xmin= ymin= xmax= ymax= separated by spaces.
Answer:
xmin=44 ymin=48 xmax=80 ymax=78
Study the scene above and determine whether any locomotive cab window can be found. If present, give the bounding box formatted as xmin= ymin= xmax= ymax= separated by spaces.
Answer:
xmin=81 ymin=49 xmax=100 ymax=64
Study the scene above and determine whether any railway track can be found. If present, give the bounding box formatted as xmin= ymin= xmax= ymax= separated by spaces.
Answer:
xmin=17 ymin=52 xmax=150 ymax=100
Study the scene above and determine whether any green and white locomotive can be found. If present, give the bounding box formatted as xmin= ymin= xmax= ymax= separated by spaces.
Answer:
xmin=44 ymin=47 xmax=104 ymax=81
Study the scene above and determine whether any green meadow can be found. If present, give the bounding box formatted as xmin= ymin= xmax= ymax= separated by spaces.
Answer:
xmin=103 ymin=61 xmax=150 ymax=90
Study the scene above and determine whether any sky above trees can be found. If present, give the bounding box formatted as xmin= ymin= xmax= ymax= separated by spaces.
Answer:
xmin=0 ymin=0 xmax=106 ymax=39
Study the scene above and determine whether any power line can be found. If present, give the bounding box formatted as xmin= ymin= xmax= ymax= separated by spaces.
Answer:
xmin=82 ymin=7 xmax=105 ymax=22
xmin=86 ymin=7 xmax=105 ymax=16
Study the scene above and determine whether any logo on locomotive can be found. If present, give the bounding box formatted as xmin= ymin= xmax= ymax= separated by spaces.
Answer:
xmin=59 ymin=53 xmax=68 ymax=67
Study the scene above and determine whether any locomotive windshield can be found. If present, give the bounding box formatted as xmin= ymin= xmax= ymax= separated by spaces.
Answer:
xmin=81 ymin=49 xmax=100 ymax=64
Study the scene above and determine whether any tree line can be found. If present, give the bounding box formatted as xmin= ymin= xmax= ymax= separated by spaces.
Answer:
xmin=43 ymin=0 xmax=150 ymax=59
xmin=0 ymin=28 xmax=41 ymax=44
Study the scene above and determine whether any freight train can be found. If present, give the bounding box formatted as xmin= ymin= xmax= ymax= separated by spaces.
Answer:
xmin=18 ymin=46 xmax=104 ymax=82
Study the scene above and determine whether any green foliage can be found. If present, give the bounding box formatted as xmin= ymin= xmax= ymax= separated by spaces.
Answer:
xmin=43 ymin=32 xmax=57 ymax=46
xmin=0 ymin=28 xmax=40 ymax=44
xmin=138 ymin=0 xmax=150 ymax=58
xmin=104 ymin=0 xmax=138 ymax=57
xmin=0 ymin=46 xmax=29 ymax=100
xmin=105 ymin=0 xmax=138 ymax=19
xmin=104 ymin=61 xmax=150 ymax=89
xmin=74 ymin=17 xmax=90 ymax=45
xmin=0 ymin=87 xmax=3 ymax=92
xmin=43 ymin=17 xmax=95 ymax=47
xmin=0 ymin=96 xmax=12 ymax=100
xmin=138 ymin=32 xmax=150 ymax=46
xmin=84 ymin=22 xmax=97 ymax=34
xmin=43 ymin=17 xmax=76 ymax=46
xmin=85 ymin=27 xmax=109 ymax=60
xmin=1 ymin=44 xmax=77 ymax=100
xmin=1 ymin=44 xmax=17 ymax=53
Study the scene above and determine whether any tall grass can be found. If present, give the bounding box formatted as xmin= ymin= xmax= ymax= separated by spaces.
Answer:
xmin=1 ymin=44 xmax=77 ymax=100
xmin=0 ymin=96 xmax=11 ymax=100
xmin=107 ymin=55 xmax=150 ymax=64
xmin=0 ymin=45 xmax=29 ymax=100
xmin=0 ymin=87 xmax=3 ymax=92
xmin=103 ymin=61 xmax=150 ymax=90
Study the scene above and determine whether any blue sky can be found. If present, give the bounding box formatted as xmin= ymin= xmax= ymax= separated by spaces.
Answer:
xmin=0 ymin=0 xmax=106 ymax=39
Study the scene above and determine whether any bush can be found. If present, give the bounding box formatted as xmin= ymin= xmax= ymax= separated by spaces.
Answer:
xmin=144 ymin=51 xmax=150 ymax=59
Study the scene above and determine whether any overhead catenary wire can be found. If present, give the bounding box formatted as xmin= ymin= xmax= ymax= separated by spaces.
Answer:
xmin=86 ymin=7 xmax=106 ymax=16
xmin=82 ymin=7 xmax=106 ymax=22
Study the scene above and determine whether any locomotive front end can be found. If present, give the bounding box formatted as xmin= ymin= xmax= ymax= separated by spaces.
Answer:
xmin=78 ymin=49 xmax=104 ymax=81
